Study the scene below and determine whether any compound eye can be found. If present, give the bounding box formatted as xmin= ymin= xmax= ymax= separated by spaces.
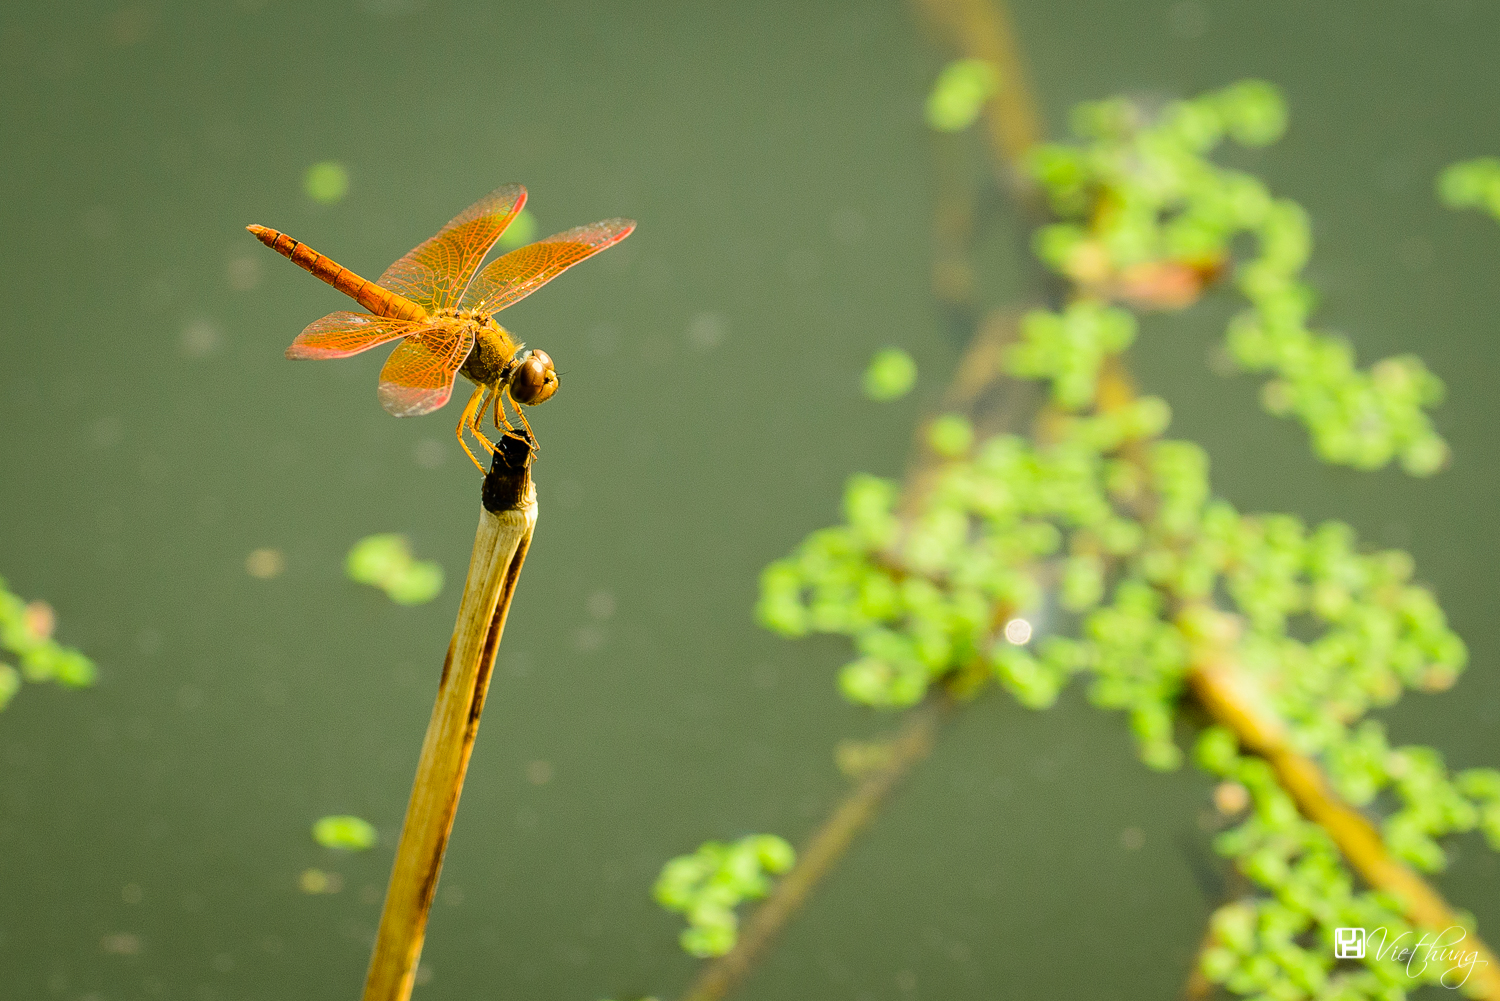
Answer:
xmin=511 ymin=349 xmax=558 ymax=405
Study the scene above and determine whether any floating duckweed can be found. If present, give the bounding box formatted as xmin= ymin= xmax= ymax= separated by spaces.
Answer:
xmin=927 ymin=414 xmax=974 ymax=457
xmin=383 ymin=562 xmax=444 ymax=605
xmin=346 ymin=534 xmax=444 ymax=605
xmin=1256 ymin=200 xmax=1310 ymax=273
xmin=299 ymin=868 xmax=343 ymax=894
xmin=763 ymin=341 xmax=1469 ymax=770
xmin=1124 ymin=396 xmax=1171 ymax=438
xmin=991 ymin=644 xmax=1065 ymax=709
xmin=1212 ymin=80 xmax=1287 ymax=148
xmin=0 ymin=663 xmax=17 ymax=710
xmin=1188 ymin=720 xmax=1480 ymax=994
xmin=1060 ymin=554 xmax=1104 ymax=611
xmin=1022 ymin=82 xmax=1447 ymax=474
xmin=1098 ymin=517 xmax=1144 ymax=555
xmin=924 ymin=58 xmax=1000 ymax=133
xmin=1400 ymin=434 xmax=1450 ymax=477
xmin=747 ymin=83 xmax=1480 ymax=996
xmin=840 ymin=656 xmax=926 ymax=707
xmin=842 ymin=474 xmax=899 ymax=548
xmin=1457 ymin=769 xmax=1500 ymax=850
xmin=312 ymin=815 xmax=377 ymax=851
xmin=303 ymin=161 xmax=350 ymax=204
xmin=653 ymin=835 xmax=795 ymax=957
xmin=0 ymin=576 xmax=96 ymax=707
xmin=755 ymin=561 xmax=808 ymax=637
xmin=862 ymin=347 xmax=917 ymax=401
xmin=1438 ymin=157 xmax=1500 ymax=217
xmin=497 ymin=207 xmax=537 ymax=249
xmin=347 ymin=534 xmax=409 ymax=586
xmin=1006 ymin=302 xmax=1137 ymax=410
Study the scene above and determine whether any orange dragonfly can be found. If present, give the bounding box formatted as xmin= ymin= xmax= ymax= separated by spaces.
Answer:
xmin=248 ymin=184 xmax=634 ymax=470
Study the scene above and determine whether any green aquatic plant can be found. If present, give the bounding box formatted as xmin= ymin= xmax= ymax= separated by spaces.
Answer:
xmin=924 ymin=57 xmax=1000 ymax=133
xmin=653 ymin=75 xmax=1499 ymax=1001
xmin=861 ymin=346 xmax=918 ymax=401
xmin=497 ymin=206 xmax=538 ymax=250
xmin=1192 ymin=730 xmax=1489 ymax=996
xmin=1437 ymin=157 xmax=1500 ymax=220
xmin=652 ymin=835 xmax=795 ymax=958
xmin=303 ymin=160 xmax=350 ymax=205
xmin=312 ymin=814 xmax=378 ymax=851
xmin=346 ymin=533 xmax=445 ymax=606
xmin=1025 ymin=81 xmax=1447 ymax=474
xmin=0 ymin=574 xmax=95 ymax=711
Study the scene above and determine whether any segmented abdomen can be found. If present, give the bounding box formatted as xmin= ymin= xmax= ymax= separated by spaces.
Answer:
xmin=246 ymin=225 xmax=428 ymax=322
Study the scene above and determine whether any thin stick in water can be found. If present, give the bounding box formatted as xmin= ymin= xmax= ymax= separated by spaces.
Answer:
xmin=677 ymin=700 xmax=945 ymax=1001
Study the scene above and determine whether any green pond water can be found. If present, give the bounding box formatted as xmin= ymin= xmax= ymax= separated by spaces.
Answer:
xmin=3 ymin=2 xmax=1499 ymax=998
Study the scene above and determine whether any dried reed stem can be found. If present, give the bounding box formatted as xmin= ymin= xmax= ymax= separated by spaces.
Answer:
xmin=360 ymin=433 xmax=537 ymax=1001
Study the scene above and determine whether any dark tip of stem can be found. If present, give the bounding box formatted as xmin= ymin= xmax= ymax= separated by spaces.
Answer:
xmin=482 ymin=429 xmax=534 ymax=513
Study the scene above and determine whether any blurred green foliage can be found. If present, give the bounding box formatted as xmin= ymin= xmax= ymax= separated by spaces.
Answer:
xmin=863 ymin=347 xmax=918 ymax=401
xmin=303 ymin=161 xmax=350 ymax=205
xmin=653 ymin=835 xmax=795 ymax=958
xmin=925 ymin=58 xmax=1001 ymax=133
xmin=1438 ymin=157 xmax=1500 ymax=219
xmin=346 ymin=534 xmax=444 ymax=606
xmin=1027 ymin=81 xmax=1448 ymax=474
xmin=0 ymin=574 xmax=95 ymax=711
xmin=1196 ymin=729 xmax=1485 ymax=997
xmin=752 ymin=82 xmax=1480 ymax=1000
xmin=497 ymin=207 xmax=538 ymax=250
xmin=311 ymin=815 xmax=378 ymax=851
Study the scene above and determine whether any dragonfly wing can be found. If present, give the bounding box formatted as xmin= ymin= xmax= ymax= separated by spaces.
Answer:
xmin=377 ymin=322 xmax=476 ymax=417
xmin=460 ymin=218 xmax=635 ymax=315
xmin=286 ymin=310 xmax=423 ymax=359
xmin=377 ymin=184 xmax=528 ymax=313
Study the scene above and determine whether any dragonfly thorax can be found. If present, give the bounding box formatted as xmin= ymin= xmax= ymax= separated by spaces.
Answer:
xmin=458 ymin=318 xmax=557 ymax=406
xmin=459 ymin=317 xmax=519 ymax=385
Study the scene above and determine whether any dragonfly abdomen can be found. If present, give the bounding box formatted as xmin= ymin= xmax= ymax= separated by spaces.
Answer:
xmin=246 ymin=225 xmax=428 ymax=323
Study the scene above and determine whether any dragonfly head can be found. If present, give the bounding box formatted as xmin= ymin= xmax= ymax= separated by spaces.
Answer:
xmin=508 ymin=348 xmax=558 ymax=406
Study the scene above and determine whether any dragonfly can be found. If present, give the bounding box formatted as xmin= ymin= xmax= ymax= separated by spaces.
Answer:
xmin=247 ymin=184 xmax=634 ymax=470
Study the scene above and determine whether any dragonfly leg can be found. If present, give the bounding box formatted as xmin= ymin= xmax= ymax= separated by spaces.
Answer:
xmin=454 ymin=386 xmax=487 ymax=473
xmin=506 ymin=387 xmax=539 ymax=451
xmin=493 ymin=388 xmax=515 ymax=433
xmin=469 ymin=386 xmax=498 ymax=454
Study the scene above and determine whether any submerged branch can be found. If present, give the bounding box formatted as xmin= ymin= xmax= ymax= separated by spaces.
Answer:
xmin=1189 ymin=654 xmax=1500 ymax=997
xmin=1102 ymin=356 xmax=1500 ymax=996
xmin=911 ymin=0 xmax=1044 ymax=198
xmin=900 ymin=308 xmax=1037 ymax=519
xmin=677 ymin=700 xmax=946 ymax=1001
xmin=674 ymin=4 xmax=1046 ymax=999
xmin=1102 ymin=361 xmax=1500 ymax=995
